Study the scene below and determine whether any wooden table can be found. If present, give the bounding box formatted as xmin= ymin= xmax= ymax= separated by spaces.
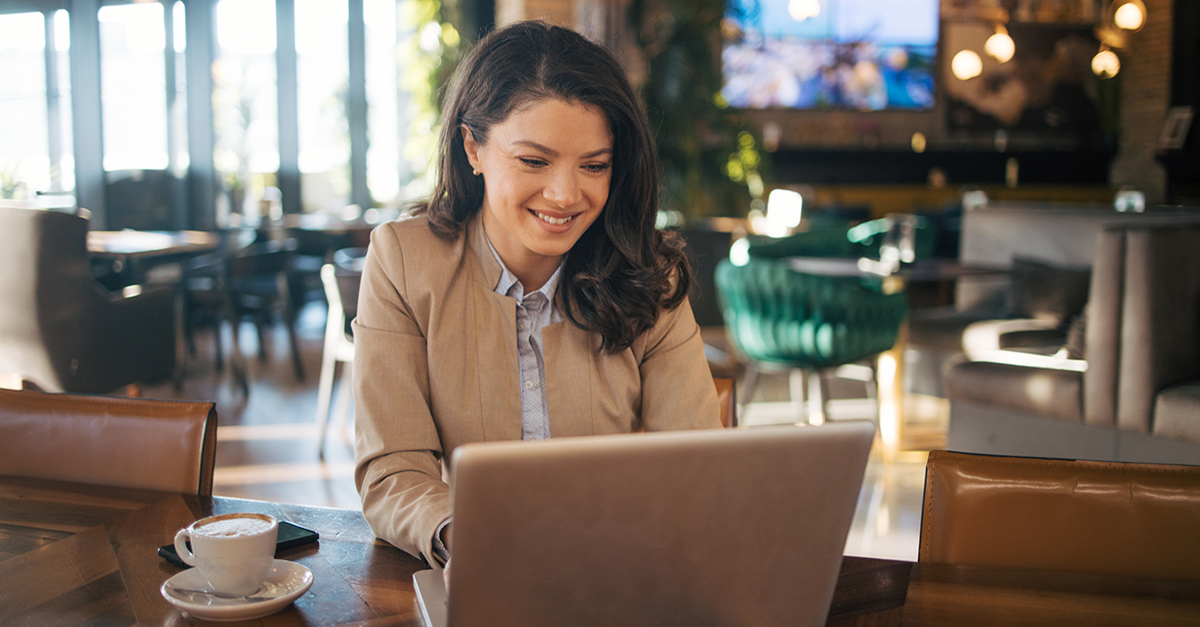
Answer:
xmin=4 ymin=475 xmax=1195 ymax=626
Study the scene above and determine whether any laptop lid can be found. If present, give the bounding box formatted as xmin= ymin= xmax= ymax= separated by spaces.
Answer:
xmin=418 ymin=421 xmax=875 ymax=627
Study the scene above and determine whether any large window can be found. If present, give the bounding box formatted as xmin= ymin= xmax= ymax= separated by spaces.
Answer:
xmin=0 ymin=10 xmax=73 ymax=198
xmin=99 ymin=2 xmax=169 ymax=170
xmin=365 ymin=0 xmax=410 ymax=209
xmin=296 ymin=0 xmax=350 ymax=213
xmin=214 ymin=0 xmax=278 ymax=217
xmin=1 ymin=0 xmax=442 ymax=225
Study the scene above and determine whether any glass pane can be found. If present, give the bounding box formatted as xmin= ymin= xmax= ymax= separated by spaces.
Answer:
xmin=0 ymin=12 xmax=49 ymax=198
xmin=53 ymin=10 xmax=74 ymax=192
xmin=365 ymin=0 xmax=413 ymax=209
xmin=99 ymin=3 xmax=169 ymax=171
xmin=296 ymin=0 xmax=349 ymax=213
xmin=170 ymin=1 xmax=189 ymax=174
xmin=214 ymin=0 xmax=278 ymax=217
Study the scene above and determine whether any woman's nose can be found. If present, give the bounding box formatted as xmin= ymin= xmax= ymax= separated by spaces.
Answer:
xmin=543 ymin=168 xmax=582 ymax=208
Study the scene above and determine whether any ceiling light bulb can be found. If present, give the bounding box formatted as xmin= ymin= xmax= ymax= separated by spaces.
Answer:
xmin=984 ymin=29 xmax=1015 ymax=63
xmin=911 ymin=133 xmax=927 ymax=153
xmin=1092 ymin=49 xmax=1120 ymax=78
xmin=952 ymin=50 xmax=983 ymax=81
xmin=788 ymin=0 xmax=821 ymax=22
xmin=1114 ymin=3 xmax=1145 ymax=30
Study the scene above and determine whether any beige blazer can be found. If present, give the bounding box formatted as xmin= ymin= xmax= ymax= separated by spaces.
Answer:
xmin=352 ymin=214 xmax=720 ymax=563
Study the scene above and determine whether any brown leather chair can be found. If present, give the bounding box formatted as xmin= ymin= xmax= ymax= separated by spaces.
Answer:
xmin=714 ymin=376 xmax=736 ymax=428
xmin=919 ymin=450 xmax=1200 ymax=581
xmin=0 ymin=206 xmax=176 ymax=393
xmin=0 ymin=389 xmax=218 ymax=495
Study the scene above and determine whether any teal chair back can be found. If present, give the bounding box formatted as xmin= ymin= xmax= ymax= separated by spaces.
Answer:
xmin=714 ymin=258 xmax=908 ymax=369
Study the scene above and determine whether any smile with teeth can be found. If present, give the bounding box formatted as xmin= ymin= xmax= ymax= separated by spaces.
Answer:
xmin=532 ymin=210 xmax=575 ymax=225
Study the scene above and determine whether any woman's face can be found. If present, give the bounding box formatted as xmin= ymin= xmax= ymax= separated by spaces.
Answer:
xmin=463 ymin=98 xmax=613 ymax=284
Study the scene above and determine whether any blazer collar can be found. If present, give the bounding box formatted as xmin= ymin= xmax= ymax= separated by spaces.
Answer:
xmin=466 ymin=214 xmax=504 ymax=291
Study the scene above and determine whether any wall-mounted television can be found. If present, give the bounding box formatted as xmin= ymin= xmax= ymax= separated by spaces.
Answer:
xmin=722 ymin=0 xmax=939 ymax=111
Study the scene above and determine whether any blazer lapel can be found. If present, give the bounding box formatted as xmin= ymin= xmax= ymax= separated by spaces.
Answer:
xmin=544 ymin=321 xmax=594 ymax=437
xmin=466 ymin=218 xmax=522 ymax=441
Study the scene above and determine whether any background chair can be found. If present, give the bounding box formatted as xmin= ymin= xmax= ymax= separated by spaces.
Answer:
xmin=0 ymin=206 xmax=175 ymax=394
xmin=919 ymin=450 xmax=1200 ymax=582
xmin=715 ymin=257 xmax=908 ymax=424
xmin=0 ymin=388 xmax=218 ymax=495
xmin=186 ymin=238 xmax=305 ymax=394
xmin=945 ymin=220 xmax=1200 ymax=464
xmin=713 ymin=376 xmax=736 ymax=428
xmin=316 ymin=248 xmax=365 ymax=456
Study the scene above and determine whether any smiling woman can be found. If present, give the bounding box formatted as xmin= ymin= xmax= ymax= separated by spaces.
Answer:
xmin=351 ymin=21 xmax=721 ymax=567
xmin=462 ymin=98 xmax=612 ymax=291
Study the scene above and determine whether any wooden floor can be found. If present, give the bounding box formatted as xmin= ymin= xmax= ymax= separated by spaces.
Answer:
xmin=141 ymin=302 xmax=945 ymax=561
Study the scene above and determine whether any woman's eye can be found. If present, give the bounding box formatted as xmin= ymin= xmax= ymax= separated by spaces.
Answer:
xmin=519 ymin=158 xmax=547 ymax=167
xmin=584 ymin=163 xmax=611 ymax=173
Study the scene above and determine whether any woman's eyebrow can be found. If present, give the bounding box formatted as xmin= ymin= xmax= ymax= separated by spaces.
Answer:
xmin=510 ymin=140 xmax=612 ymax=159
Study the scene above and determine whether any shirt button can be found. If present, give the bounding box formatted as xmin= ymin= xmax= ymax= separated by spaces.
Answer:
xmin=525 ymin=380 xmax=534 ymax=389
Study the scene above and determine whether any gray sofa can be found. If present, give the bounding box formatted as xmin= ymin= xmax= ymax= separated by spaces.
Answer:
xmin=945 ymin=219 xmax=1200 ymax=464
xmin=906 ymin=203 xmax=1193 ymax=396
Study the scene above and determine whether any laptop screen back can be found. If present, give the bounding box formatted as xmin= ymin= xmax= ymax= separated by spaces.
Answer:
xmin=443 ymin=421 xmax=875 ymax=627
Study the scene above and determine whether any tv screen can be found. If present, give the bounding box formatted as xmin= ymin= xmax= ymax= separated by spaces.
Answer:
xmin=722 ymin=0 xmax=939 ymax=110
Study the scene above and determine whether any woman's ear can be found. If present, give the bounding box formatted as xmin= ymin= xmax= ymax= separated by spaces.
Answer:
xmin=461 ymin=124 xmax=483 ymax=173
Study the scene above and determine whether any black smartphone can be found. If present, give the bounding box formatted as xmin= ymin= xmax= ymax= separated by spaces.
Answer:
xmin=157 ymin=520 xmax=320 ymax=568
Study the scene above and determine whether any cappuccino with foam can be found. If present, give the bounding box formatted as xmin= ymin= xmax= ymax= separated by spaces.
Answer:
xmin=174 ymin=513 xmax=279 ymax=595
xmin=196 ymin=514 xmax=275 ymax=538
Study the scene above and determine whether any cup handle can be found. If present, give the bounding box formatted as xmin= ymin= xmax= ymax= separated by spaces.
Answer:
xmin=174 ymin=528 xmax=198 ymax=566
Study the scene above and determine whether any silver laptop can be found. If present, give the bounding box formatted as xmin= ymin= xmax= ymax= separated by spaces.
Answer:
xmin=413 ymin=421 xmax=875 ymax=627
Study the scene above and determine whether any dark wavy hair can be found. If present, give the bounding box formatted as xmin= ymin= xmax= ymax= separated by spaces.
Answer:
xmin=415 ymin=21 xmax=692 ymax=353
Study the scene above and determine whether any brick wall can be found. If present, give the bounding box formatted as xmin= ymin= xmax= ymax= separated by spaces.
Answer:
xmin=1109 ymin=0 xmax=1174 ymax=202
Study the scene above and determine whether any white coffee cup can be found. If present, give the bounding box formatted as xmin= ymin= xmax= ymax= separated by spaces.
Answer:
xmin=174 ymin=513 xmax=279 ymax=596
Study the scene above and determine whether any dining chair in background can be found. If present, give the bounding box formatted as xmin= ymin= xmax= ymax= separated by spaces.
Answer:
xmin=0 ymin=206 xmax=176 ymax=394
xmin=186 ymin=237 xmax=305 ymax=395
xmin=919 ymin=449 xmax=1200 ymax=582
xmin=0 ymin=388 xmax=218 ymax=495
xmin=315 ymin=248 xmax=365 ymax=457
xmin=714 ymin=376 xmax=736 ymax=428
xmin=714 ymin=257 xmax=908 ymax=425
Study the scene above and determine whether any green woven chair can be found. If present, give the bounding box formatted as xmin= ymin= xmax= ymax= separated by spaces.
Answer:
xmin=715 ymin=257 xmax=908 ymax=423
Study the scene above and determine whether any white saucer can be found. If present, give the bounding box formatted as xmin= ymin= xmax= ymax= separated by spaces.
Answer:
xmin=160 ymin=559 xmax=314 ymax=622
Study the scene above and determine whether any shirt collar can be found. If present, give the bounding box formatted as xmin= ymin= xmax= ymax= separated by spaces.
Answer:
xmin=484 ymin=231 xmax=563 ymax=303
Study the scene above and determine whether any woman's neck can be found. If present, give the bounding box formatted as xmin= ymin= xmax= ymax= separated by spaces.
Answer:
xmin=481 ymin=217 xmax=561 ymax=292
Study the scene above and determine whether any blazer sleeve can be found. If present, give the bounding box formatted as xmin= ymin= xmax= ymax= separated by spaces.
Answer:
xmin=352 ymin=225 xmax=452 ymax=565
xmin=638 ymin=295 xmax=723 ymax=431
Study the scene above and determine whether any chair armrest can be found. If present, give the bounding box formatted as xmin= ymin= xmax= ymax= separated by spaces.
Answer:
xmin=962 ymin=318 xmax=1086 ymax=372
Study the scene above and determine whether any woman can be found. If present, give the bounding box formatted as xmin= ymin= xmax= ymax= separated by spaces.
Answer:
xmin=353 ymin=21 xmax=720 ymax=566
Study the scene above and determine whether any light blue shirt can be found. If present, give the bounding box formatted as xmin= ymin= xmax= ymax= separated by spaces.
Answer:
xmin=487 ymin=237 xmax=565 ymax=440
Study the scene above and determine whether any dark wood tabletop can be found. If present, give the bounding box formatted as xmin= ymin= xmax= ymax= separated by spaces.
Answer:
xmin=4 ymin=474 xmax=1195 ymax=626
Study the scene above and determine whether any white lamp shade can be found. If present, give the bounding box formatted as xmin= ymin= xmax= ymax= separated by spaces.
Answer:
xmin=952 ymin=50 xmax=983 ymax=80
xmin=984 ymin=31 xmax=1014 ymax=63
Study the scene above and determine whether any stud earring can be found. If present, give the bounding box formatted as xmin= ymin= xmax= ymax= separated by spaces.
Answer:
xmin=472 ymin=169 xmax=480 ymax=176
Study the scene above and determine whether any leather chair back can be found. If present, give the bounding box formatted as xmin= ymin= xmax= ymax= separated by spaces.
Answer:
xmin=920 ymin=450 xmax=1200 ymax=581
xmin=0 ymin=389 xmax=218 ymax=495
